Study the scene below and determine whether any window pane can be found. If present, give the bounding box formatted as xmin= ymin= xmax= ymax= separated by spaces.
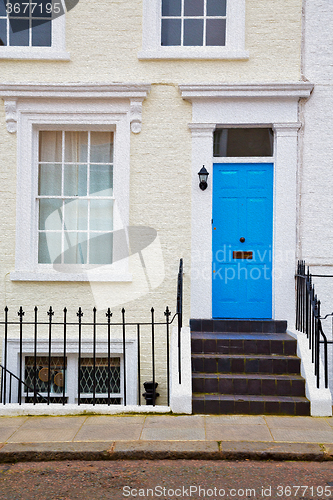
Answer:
xmin=39 ymin=164 xmax=62 ymax=195
xmin=39 ymin=131 xmax=62 ymax=162
xmin=89 ymin=232 xmax=113 ymax=264
xmin=213 ymin=128 xmax=274 ymax=157
xmin=32 ymin=19 xmax=51 ymax=46
xmin=7 ymin=0 xmax=29 ymax=17
xmin=39 ymin=199 xmax=62 ymax=230
xmin=161 ymin=18 xmax=181 ymax=46
xmin=80 ymin=358 xmax=120 ymax=393
xmin=63 ymin=164 xmax=87 ymax=196
xmin=9 ymin=19 xmax=29 ymax=45
xmin=65 ymin=132 xmax=88 ymax=163
xmin=184 ymin=0 xmax=203 ymax=16
xmin=38 ymin=232 xmax=61 ymax=263
xmin=162 ymin=0 xmax=181 ymax=16
xmin=0 ymin=1 xmax=6 ymax=16
xmin=183 ymin=18 xmax=203 ymax=45
xmin=206 ymin=18 xmax=225 ymax=46
xmin=90 ymin=132 xmax=113 ymax=164
xmin=90 ymin=164 xmax=113 ymax=196
xmin=207 ymin=0 xmax=226 ymax=16
xmin=31 ymin=0 xmax=53 ymax=18
xmin=90 ymin=199 xmax=113 ymax=231
xmin=0 ymin=19 xmax=7 ymax=46
xmin=63 ymin=232 xmax=87 ymax=264
xmin=63 ymin=199 xmax=88 ymax=230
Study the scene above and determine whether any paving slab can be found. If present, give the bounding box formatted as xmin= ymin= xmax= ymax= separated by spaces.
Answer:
xmin=144 ymin=415 xmax=205 ymax=428
xmin=206 ymin=416 xmax=267 ymax=425
xmin=265 ymin=416 xmax=332 ymax=430
xmin=141 ymin=415 xmax=206 ymax=441
xmin=17 ymin=416 xmax=87 ymax=430
xmin=7 ymin=428 xmax=81 ymax=443
xmin=206 ymin=423 xmax=273 ymax=442
xmin=0 ymin=417 xmax=28 ymax=427
xmin=270 ymin=428 xmax=333 ymax=443
xmin=84 ymin=416 xmax=146 ymax=426
xmin=74 ymin=419 xmax=145 ymax=441
xmin=0 ymin=428 xmax=21 ymax=442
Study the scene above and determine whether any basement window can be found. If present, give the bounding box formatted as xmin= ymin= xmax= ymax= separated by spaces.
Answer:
xmin=213 ymin=128 xmax=274 ymax=157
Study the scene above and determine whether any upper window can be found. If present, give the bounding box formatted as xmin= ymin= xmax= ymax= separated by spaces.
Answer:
xmin=139 ymin=0 xmax=248 ymax=60
xmin=161 ymin=0 xmax=226 ymax=47
xmin=0 ymin=0 xmax=69 ymax=59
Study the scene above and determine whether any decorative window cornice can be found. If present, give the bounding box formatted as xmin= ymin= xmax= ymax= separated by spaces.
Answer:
xmin=0 ymin=83 xmax=151 ymax=134
xmin=179 ymin=83 xmax=314 ymax=100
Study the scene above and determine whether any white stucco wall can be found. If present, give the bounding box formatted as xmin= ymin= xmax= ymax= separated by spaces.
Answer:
xmin=299 ymin=0 xmax=333 ymax=396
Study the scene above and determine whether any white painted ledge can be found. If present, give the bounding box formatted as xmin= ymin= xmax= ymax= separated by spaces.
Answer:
xmin=288 ymin=329 xmax=332 ymax=416
xmin=138 ymin=48 xmax=249 ymax=60
xmin=0 ymin=49 xmax=70 ymax=60
xmin=170 ymin=326 xmax=192 ymax=414
xmin=10 ymin=271 xmax=133 ymax=282
xmin=0 ymin=404 xmax=171 ymax=417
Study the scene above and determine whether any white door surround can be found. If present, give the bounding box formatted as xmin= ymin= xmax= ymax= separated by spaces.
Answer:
xmin=179 ymin=83 xmax=313 ymax=325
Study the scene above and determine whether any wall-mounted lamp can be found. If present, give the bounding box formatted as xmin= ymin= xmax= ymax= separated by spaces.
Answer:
xmin=198 ymin=166 xmax=209 ymax=191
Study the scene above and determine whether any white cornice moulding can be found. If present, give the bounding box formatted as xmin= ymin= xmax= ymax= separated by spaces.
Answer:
xmin=0 ymin=83 xmax=151 ymax=134
xmin=0 ymin=83 xmax=151 ymax=99
xmin=179 ymin=83 xmax=314 ymax=100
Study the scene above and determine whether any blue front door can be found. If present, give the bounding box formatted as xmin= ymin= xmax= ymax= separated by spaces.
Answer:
xmin=212 ymin=163 xmax=273 ymax=319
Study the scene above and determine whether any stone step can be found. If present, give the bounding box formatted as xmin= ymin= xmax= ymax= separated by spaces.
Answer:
xmin=191 ymin=331 xmax=296 ymax=356
xmin=190 ymin=319 xmax=287 ymax=333
xmin=192 ymin=394 xmax=310 ymax=416
xmin=192 ymin=373 xmax=306 ymax=397
xmin=191 ymin=353 xmax=301 ymax=375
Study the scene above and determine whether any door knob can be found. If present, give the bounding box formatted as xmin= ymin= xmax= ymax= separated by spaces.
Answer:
xmin=240 ymin=237 xmax=245 ymax=243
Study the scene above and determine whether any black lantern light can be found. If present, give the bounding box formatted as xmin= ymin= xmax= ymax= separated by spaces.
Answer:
xmin=198 ymin=166 xmax=209 ymax=190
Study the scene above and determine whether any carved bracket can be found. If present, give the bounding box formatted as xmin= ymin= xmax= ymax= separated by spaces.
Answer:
xmin=4 ymin=100 xmax=17 ymax=133
xmin=130 ymin=99 xmax=143 ymax=134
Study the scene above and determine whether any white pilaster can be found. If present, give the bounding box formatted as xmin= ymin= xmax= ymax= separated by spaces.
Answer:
xmin=189 ymin=124 xmax=215 ymax=319
xmin=273 ymin=123 xmax=301 ymax=324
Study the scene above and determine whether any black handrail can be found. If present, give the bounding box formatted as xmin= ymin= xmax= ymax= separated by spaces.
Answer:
xmin=0 ymin=364 xmax=47 ymax=404
xmin=295 ymin=260 xmax=331 ymax=388
xmin=176 ymin=258 xmax=183 ymax=384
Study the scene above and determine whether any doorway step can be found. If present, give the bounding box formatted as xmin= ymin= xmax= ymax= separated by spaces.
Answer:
xmin=191 ymin=319 xmax=310 ymax=415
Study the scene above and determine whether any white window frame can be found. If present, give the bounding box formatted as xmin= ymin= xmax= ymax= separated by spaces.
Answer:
xmin=0 ymin=83 xmax=151 ymax=282
xmin=4 ymin=337 xmax=138 ymax=405
xmin=138 ymin=0 xmax=248 ymax=60
xmin=0 ymin=1 xmax=69 ymax=60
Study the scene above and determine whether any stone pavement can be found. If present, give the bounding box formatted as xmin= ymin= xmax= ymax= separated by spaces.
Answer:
xmin=1 ymin=414 xmax=333 ymax=462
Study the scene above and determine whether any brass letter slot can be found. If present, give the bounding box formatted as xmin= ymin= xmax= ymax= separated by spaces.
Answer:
xmin=233 ymin=251 xmax=253 ymax=260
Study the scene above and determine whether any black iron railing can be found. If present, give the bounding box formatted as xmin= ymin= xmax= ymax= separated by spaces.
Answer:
xmin=295 ymin=260 xmax=331 ymax=388
xmin=0 ymin=363 xmax=47 ymax=404
xmin=177 ymin=258 xmax=183 ymax=384
xmin=0 ymin=259 xmax=184 ymax=406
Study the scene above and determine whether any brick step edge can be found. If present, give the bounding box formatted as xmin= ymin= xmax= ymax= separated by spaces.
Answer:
xmin=192 ymin=394 xmax=310 ymax=416
xmin=192 ymin=373 xmax=306 ymax=397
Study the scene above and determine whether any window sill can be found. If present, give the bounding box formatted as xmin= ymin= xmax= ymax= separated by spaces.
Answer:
xmin=0 ymin=48 xmax=70 ymax=60
xmin=138 ymin=47 xmax=249 ymax=60
xmin=10 ymin=269 xmax=133 ymax=282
